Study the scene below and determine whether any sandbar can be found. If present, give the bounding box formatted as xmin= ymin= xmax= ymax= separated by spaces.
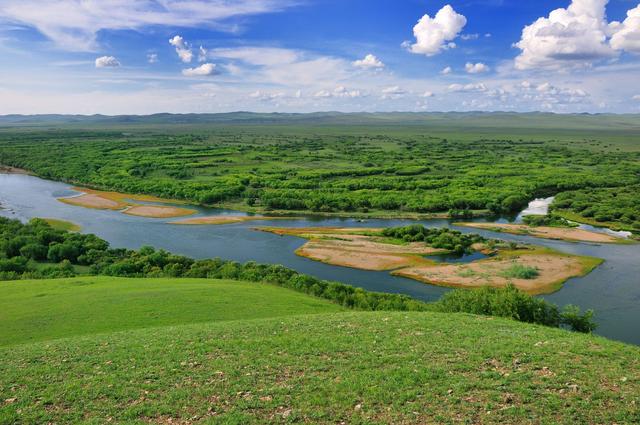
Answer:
xmin=258 ymin=227 xmax=444 ymax=271
xmin=456 ymin=222 xmax=626 ymax=244
xmin=123 ymin=205 xmax=196 ymax=218
xmin=394 ymin=250 xmax=602 ymax=295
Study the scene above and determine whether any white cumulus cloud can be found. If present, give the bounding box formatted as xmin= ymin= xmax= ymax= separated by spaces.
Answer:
xmin=406 ymin=5 xmax=467 ymax=56
xmin=610 ymin=5 xmax=640 ymax=54
xmin=182 ymin=63 xmax=217 ymax=77
xmin=95 ymin=55 xmax=120 ymax=68
xmin=513 ymin=0 xmax=640 ymax=70
xmin=170 ymin=35 xmax=193 ymax=63
xmin=147 ymin=53 xmax=158 ymax=64
xmin=465 ymin=62 xmax=490 ymax=74
xmin=441 ymin=66 xmax=453 ymax=75
xmin=352 ymin=54 xmax=385 ymax=69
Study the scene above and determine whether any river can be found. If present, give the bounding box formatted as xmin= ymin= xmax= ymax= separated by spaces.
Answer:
xmin=1 ymin=173 xmax=639 ymax=345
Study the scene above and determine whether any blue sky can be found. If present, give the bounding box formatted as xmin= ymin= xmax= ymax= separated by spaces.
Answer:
xmin=1 ymin=0 xmax=639 ymax=114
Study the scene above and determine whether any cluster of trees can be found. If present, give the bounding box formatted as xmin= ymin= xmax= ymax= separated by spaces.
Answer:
xmin=0 ymin=218 xmax=106 ymax=280
xmin=552 ymin=186 xmax=640 ymax=231
xmin=382 ymin=225 xmax=486 ymax=255
xmin=0 ymin=218 xmax=596 ymax=332
xmin=522 ymin=214 xmax=576 ymax=228
xmin=436 ymin=285 xmax=597 ymax=332
xmin=1 ymin=129 xmax=638 ymax=219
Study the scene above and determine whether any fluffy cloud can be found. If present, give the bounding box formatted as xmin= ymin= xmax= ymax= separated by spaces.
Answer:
xmin=352 ymin=54 xmax=385 ymax=69
xmin=465 ymin=62 xmax=490 ymax=74
xmin=95 ymin=56 xmax=120 ymax=68
xmin=406 ymin=5 xmax=467 ymax=56
xmin=513 ymin=0 xmax=640 ymax=70
xmin=0 ymin=0 xmax=298 ymax=51
xmin=441 ymin=66 xmax=453 ymax=75
xmin=448 ymin=83 xmax=487 ymax=92
xmin=169 ymin=35 xmax=193 ymax=63
xmin=422 ymin=91 xmax=434 ymax=98
xmin=249 ymin=90 xmax=285 ymax=101
xmin=381 ymin=86 xmax=407 ymax=99
xmin=314 ymin=86 xmax=363 ymax=98
xmin=632 ymin=94 xmax=640 ymax=101
xmin=182 ymin=63 xmax=217 ymax=77
xmin=610 ymin=5 xmax=640 ymax=54
xmin=147 ymin=53 xmax=158 ymax=64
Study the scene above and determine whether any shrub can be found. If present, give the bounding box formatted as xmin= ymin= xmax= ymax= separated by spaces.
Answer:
xmin=435 ymin=285 xmax=561 ymax=328
xmin=501 ymin=264 xmax=539 ymax=279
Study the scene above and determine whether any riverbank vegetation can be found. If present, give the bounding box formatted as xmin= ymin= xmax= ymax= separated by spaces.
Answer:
xmin=0 ymin=122 xmax=638 ymax=231
xmin=0 ymin=217 xmax=595 ymax=331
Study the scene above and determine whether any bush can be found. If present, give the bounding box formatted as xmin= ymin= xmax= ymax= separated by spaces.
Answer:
xmin=501 ymin=264 xmax=540 ymax=279
xmin=561 ymin=305 xmax=597 ymax=333
xmin=435 ymin=285 xmax=561 ymax=328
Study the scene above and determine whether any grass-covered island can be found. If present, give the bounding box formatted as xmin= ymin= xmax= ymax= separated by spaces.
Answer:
xmin=258 ymin=225 xmax=602 ymax=294
xmin=1 ymin=217 xmax=637 ymax=423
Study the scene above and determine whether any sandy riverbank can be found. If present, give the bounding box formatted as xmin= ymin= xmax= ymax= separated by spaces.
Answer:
xmin=58 ymin=187 xmax=197 ymax=218
xmin=456 ymin=222 xmax=627 ymax=244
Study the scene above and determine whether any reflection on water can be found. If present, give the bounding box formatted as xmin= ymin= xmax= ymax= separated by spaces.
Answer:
xmin=1 ymin=173 xmax=639 ymax=345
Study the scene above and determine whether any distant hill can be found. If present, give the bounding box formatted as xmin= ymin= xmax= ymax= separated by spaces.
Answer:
xmin=1 ymin=111 xmax=640 ymax=131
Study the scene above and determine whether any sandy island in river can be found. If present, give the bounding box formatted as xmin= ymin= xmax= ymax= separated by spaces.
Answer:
xmin=258 ymin=227 xmax=602 ymax=294
xmin=258 ymin=227 xmax=445 ymax=271
xmin=456 ymin=222 xmax=627 ymax=244
xmin=59 ymin=187 xmax=197 ymax=218
xmin=394 ymin=248 xmax=602 ymax=295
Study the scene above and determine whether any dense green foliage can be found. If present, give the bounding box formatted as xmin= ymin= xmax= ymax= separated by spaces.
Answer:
xmin=0 ymin=311 xmax=636 ymax=424
xmin=522 ymin=213 xmax=576 ymax=228
xmin=0 ymin=124 xmax=638 ymax=222
xmin=0 ymin=218 xmax=596 ymax=331
xmin=552 ymin=185 xmax=640 ymax=231
xmin=434 ymin=284 xmax=596 ymax=332
xmin=0 ymin=277 xmax=344 ymax=346
xmin=382 ymin=225 xmax=485 ymax=254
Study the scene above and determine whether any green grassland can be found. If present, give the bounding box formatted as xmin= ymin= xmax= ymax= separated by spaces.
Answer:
xmin=0 ymin=113 xmax=639 ymax=231
xmin=0 ymin=277 xmax=345 ymax=346
xmin=41 ymin=218 xmax=81 ymax=232
xmin=0 ymin=279 xmax=637 ymax=424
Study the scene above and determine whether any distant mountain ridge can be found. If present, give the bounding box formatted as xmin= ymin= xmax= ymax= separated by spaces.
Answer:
xmin=1 ymin=111 xmax=639 ymax=130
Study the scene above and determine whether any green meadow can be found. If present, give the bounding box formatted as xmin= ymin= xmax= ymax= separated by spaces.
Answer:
xmin=0 ymin=277 xmax=638 ymax=424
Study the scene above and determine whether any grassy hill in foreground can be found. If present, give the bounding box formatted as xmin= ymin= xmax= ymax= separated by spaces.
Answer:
xmin=0 ymin=277 xmax=344 ymax=346
xmin=0 ymin=277 xmax=639 ymax=424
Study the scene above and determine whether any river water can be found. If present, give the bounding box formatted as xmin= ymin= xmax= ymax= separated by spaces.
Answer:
xmin=1 ymin=173 xmax=639 ymax=345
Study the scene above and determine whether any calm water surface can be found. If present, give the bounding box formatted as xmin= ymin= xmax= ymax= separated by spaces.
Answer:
xmin=1 ymin=174 xmax=639 ymax=345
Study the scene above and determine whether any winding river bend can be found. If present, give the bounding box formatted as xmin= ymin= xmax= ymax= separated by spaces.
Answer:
xmin=1 ymin=173 xmax=639 ymax=345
